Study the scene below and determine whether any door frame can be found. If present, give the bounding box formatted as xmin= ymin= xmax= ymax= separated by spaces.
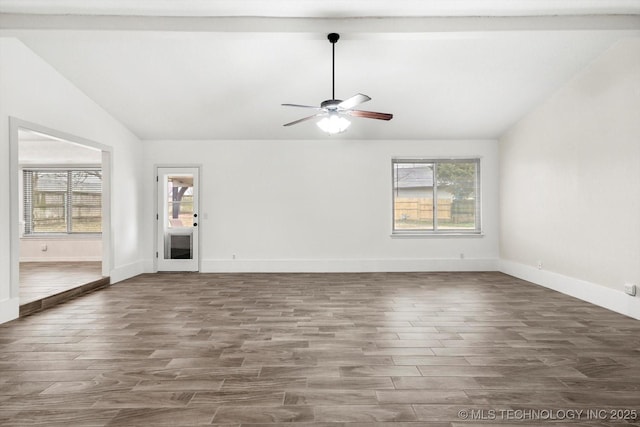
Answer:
xmin=153 ymin=164 xmax=201 ymax=272
xmin=9 ymin=117 xmax=113 ymax=303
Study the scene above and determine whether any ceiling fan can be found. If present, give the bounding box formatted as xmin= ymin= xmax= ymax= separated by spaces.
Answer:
xmin=282 ymin=33 xmax=393 ymax=134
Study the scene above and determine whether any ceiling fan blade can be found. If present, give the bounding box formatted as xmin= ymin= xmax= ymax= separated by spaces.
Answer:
xmin=338 ymin=93 xmax=371 ymax=110
xmin=283 ymin=113 xmax=324 ymax=127
xmin=282 ymin=103 xmax=323 ymax=110
xmin=348 ymin=110 xmax=393 ymax=121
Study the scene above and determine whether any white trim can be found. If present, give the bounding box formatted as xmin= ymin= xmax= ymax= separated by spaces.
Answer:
xmin=101 ymin=150 xmax=112 ymax=278
xmin=390 ymin=233 xmax=484 ymax=239
xmin=109 ymin=261 xmax=145 ymax=284
xmin=9 ymin=119 xmax=20 ymax=300
xmin=202 ymin=257 xmax=499 ymax=273
xmin=20 ymin=234 xmax=102 ymax=240
xmin=500 ymin=259 xmax=640 ymax=321
xmin=0 ymin=298 xmax=19 ymax=324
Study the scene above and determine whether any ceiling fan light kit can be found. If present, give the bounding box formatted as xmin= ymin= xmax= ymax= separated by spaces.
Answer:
xmin=282 ymin=33 xmax=393 ymax=135
xmin=317 ymin=114 xmax=351 ymax=134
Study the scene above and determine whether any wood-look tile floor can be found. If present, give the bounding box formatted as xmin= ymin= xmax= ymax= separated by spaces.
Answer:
xmin=1 ymin=272 xmax=639 ymax=426
xmin=20 ymin=262 xmax=103 ymax=304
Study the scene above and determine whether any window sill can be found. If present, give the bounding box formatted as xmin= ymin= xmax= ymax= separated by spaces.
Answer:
xmin=390 ymin=232 xmax=484 ymax=239
xmin=21 ymin=234 xmax=102 ymax=240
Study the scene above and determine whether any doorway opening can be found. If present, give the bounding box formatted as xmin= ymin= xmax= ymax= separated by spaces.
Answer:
xmin=10 ymin=119 xmax=112 ymax=316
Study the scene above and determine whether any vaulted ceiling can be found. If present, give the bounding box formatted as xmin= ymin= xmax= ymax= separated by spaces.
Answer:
xmin=1 ymin=0 xmax=639 ymax=140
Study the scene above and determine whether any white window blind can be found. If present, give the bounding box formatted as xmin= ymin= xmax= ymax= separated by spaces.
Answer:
xmin=23 ymin=169 xmax=102 ymax=235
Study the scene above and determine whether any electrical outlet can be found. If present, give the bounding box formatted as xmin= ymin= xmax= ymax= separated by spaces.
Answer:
xmin=624 ymin=284 xmax=636 ymax=296
xmin=536 ymin=260 xmax=543 ymax=270
xmin=41 ymin=244 xmax=47 ymax=252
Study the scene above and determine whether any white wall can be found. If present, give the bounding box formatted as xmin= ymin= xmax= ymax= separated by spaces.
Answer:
xmin=20 ymin=238 xmax=102 ymax=262
xmin=19 ymin=138 xmax=103 ymax=165
xmin=499 ymin=38 xmax=640 ymax=319
xmin=142 ymin=139 xmax=499 ymax=272
xmin=0 ymin=38 xmax=145 ymax=323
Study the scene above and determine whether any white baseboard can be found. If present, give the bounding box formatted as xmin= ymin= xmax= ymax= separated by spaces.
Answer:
xmin=143 ymin=258 xmax=155 ymax=274
xmin=202 ymin=257 xmax=499 ymax=273
xmin=20 ymin=257 xmax=102 ymax=262
xmin=500 ymin=259 xmax=640 ymax=320
xmin=109 ymin=260 xmax=145 ymax=284
xmin=0 ymin=298 xmax=19 ymax=324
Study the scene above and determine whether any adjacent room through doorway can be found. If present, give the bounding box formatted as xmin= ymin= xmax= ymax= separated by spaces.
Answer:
xmin=17 ymin=128 xmax=107 ymax=313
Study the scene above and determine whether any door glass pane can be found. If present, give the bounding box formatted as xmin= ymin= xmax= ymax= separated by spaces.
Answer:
xmin=166 ymin=176 xmax=194 ymax=228
xmin=163 ymin=174 xmax=194 ymax=259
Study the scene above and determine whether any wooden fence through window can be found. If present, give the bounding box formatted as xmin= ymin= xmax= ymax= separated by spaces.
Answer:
xmin=395 ymin=198 xmax=475 ymax=224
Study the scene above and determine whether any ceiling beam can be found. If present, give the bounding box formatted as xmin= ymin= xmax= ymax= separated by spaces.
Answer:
xmin=1 ymin=14 xmax=640 ymax=35
xmin=1 ymin=0 xmax=639 ymax=18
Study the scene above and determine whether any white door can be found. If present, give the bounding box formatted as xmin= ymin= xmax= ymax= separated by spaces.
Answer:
xmin=156 ymin=167 xmax=199 ymax=271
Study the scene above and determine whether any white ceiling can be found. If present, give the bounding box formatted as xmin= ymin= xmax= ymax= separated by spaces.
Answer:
xmin=1 ymin=1 xmax=639 ymax=140
xmin=18 ymin=130 xmax=102 ymax=165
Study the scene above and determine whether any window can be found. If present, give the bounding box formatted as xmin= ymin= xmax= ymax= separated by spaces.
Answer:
xmin=393 ymin=159 xmax=480 ymax=234
xmin=23 ymin=169 xmax=102 ymax=235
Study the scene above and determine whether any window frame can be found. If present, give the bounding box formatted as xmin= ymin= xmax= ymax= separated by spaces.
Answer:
xmin=391 ymin=157 xmax=482 ymax=236
xmin=22 ymin=167 xmax=102 ymax=237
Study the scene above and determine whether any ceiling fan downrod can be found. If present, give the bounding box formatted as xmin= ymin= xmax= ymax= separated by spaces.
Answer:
xmin=328 ymin=33 xmax=340 ymax=101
